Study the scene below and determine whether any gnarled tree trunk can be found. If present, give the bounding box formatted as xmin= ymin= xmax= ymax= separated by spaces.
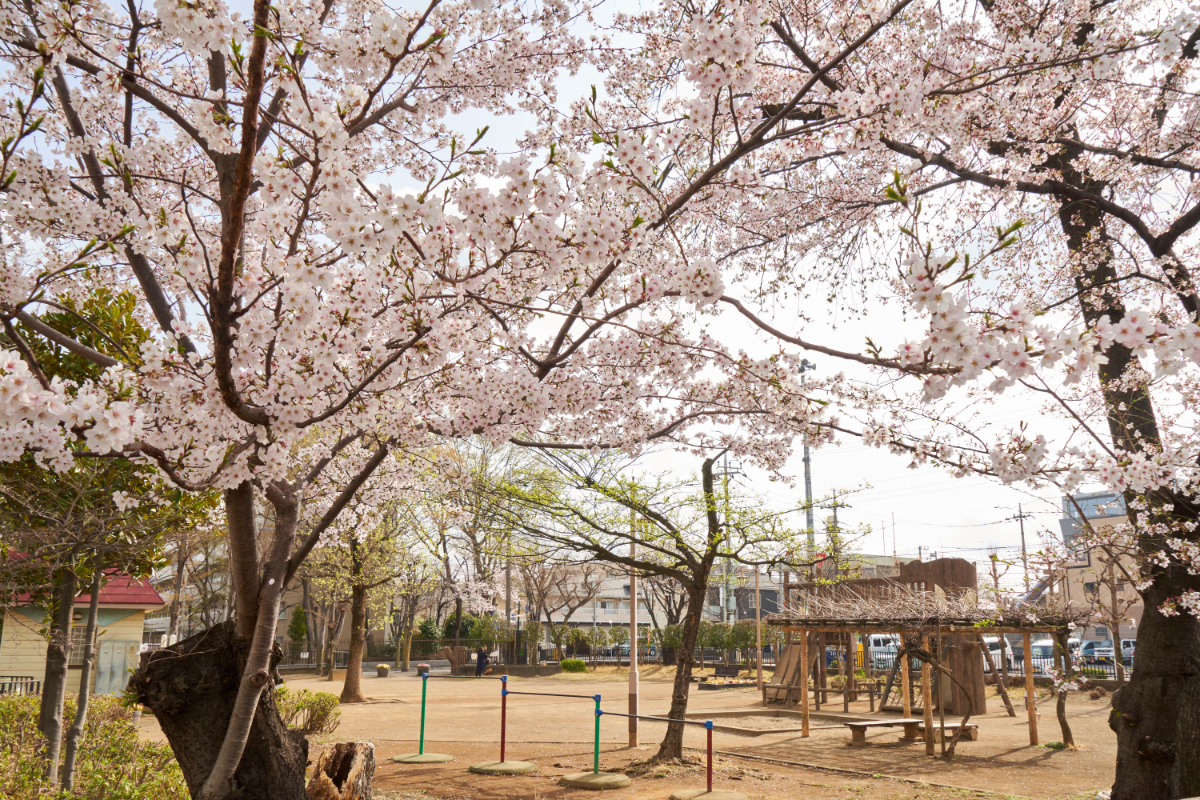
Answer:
xmin=129 ymin=621 xmax=308 ymax=800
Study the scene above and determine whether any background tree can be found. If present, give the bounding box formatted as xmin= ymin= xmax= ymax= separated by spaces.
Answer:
xmin=499 ymin=451 xmax=823 ymax=762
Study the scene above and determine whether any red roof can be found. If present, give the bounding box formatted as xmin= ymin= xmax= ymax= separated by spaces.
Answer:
xmin=76 ymin=574 xmax=164 ymax=607
xmin=13 ymin=573 xmax=164 ymax=608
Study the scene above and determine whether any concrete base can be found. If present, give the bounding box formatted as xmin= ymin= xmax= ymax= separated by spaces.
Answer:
xmin=468 ymin=760 xmax=538 ymax=775
xmin=559 ymin=772 xmax=631 ymax=790
xmin=670 ymin=791 xmax=749 ymax=800
xmin=391 ymin=752 xmax=454 ymax=764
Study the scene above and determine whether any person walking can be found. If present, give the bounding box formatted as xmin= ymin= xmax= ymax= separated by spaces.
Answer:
xmin=475 ymin=645 xmax=489 ymax=677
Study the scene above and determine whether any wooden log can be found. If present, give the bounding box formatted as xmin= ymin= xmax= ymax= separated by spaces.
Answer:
xmin=307 ymin=742 xmax=376 ymax=800
xmin=901 ymin=647 xmax=912 ymax=719
xmin=1023 ymin=633 xmax=1038 ymax=746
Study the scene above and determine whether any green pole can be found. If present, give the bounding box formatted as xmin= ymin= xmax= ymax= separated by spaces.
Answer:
xmin=420 ymin=674 xmax=428 ymax=755
xmin=593 ymin=694 xmax=601 ymax=774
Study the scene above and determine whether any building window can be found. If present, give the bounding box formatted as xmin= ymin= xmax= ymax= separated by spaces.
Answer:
xmin=1094 ymin=627 xmax=1107 ymax=637
xmin=68 ymin=624 xmax=95 ymax=666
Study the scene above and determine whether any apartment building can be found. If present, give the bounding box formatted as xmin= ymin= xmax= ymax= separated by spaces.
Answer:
xmin=1058 ymin=491 xmax=1143 ymax=642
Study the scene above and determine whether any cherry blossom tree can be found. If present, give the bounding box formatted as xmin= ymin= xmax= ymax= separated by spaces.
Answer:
xmin=562 ymin=0 xmax=1200 ymax=794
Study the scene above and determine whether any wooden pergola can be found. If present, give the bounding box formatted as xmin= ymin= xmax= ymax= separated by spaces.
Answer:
xmin=770 ymin=616 xmax=1068 ymax=754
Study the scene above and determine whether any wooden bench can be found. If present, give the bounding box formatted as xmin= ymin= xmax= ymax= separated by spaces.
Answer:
xmin=713 ymin=665 xmax=742 ymax=678
xmin=919 ymin=722 xmax=979 ymax=742
xmin=844 ymin=718 xmax=924 ymax=746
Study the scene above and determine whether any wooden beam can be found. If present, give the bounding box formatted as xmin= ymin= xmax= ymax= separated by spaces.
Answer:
xmin=921 ymin=634 xmax=934 ymax=756
xmin=799 ymin=629 xmax=810 ymax=737
xmin=1023 ymin=632 xmax=1038 ymax=746
xmin=901 ymin=647 xmax=912 ymax=718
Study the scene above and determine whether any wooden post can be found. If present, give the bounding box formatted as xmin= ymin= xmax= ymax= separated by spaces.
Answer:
xmin=938 ymin=635 xmax=947 ymax=757
xmin=799 ymin=629 xmax=810 ymax=737
xmin=843 ymin=633 xmax=850 ymax=713
xmin=901 ymin=645 xmax=913 ymax=719
xmin=921 ymin=635 xmax=934 ymax=756
xmin=1023 ymin=632 xmax=1038 ymax=745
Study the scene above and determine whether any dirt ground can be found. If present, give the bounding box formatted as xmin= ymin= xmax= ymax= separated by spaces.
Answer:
xmin=140 ymin=666 xmax=1115 ymax=799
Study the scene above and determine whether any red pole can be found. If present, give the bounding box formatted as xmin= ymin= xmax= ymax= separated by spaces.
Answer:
xmin=501 ymin=676 xmax=508 ymax=763
xmin=706 ymin=721 xmax=713 ymax=793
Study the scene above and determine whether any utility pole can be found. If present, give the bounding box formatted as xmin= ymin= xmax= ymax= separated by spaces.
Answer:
xmin=891 ymin=512 xmax=897 ymax=559
xmin=799 ymin=359 xmax=817 ymax=550
xmin=1003 ymin=504 xmax=1035 ymax=592
xmin=716 ymin=453 xmax=743 ymax=623
xmin=628 ymin=518 xmax=639 ymax=747
xmin=505 ymin=532 xmax=512 ymax=665
xmin=755 ymin=565 xmax=763 ymax=691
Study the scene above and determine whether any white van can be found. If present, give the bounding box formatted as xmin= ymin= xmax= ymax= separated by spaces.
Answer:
xmin=864 ymin=634 xmax=901 ymax=670
xmin=981 ymin=636 xmax=1014 ymax=671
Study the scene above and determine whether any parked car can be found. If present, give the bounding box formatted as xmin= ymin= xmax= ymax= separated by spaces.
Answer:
xmin=1079 ymin=639 xmax=1116 ymax=664
xmin=1027 ymin=640 xmax=1057 ymax=674
xmin=981 ymin=636 xmax=1015 ymax=671
xmin=1120 ymin=638 xmax=1136 ymax=667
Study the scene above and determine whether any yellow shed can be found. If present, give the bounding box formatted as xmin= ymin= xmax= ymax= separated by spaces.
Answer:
xmin=0 ymin=574 xmax=164 ymax=695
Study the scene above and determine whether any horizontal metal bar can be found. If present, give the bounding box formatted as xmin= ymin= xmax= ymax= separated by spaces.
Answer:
xmin=504 ymin=691 xmax=598 ymax=700
xmin=425 ymin=675 xmax=505 ymax=680
xmin=599 ymin=711 xmax=712 ymax=727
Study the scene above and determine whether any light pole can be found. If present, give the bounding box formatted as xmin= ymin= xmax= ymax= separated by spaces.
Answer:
xmin=629 ymin=536 xmax=639 ymax=747
xmin=798 ymin=359 xmax=817 ymax=550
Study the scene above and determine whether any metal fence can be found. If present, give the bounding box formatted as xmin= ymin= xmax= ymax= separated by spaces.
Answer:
xmin=0 ymin=676 xmax=42 ymax=696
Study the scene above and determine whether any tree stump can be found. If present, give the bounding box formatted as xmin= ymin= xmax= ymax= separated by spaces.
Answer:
xmin=306 ymin=742 xmax=375 ymax=800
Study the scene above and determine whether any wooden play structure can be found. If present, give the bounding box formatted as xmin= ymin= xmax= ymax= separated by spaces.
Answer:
xmin=763 ymin=558 xmax=1080 ymax=756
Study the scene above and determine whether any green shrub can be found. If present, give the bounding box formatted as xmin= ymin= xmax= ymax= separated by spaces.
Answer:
xmin=0 ymin=693 xmax=188 ymax=799
xmin=561 ymin=658 xmax=587 ymax=673
xmin=275 ymin=686 xmax=341 ymax=735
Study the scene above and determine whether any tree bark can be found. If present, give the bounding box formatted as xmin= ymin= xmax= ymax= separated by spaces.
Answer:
xmin=129 ymin=621 xmax=308 ymax=800
xmin=39 ymin=565 xmax=77 ymax=783
xmin=653 ymin=585 xmax=707 ymax=762
xmin=1052 ymin=151 xmax=1200 ymax=798
xmin=306 ymin=742 xmax=375 ymax=800
xmin=62 ymin=562 xmax=102 ymax=790
xmin=341 ymin=585 xmax=368 ymax=703
xmin=451 ymin=596 xmax=463 ymax=643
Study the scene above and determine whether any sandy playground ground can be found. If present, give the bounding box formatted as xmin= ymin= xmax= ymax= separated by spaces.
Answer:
xmin=139 ymin=665 xmax=1117 ymax=800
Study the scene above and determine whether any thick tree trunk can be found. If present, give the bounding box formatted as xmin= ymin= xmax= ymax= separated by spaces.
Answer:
xmin=39 ymin=566 xmax=76 ymax=783
xmin=654 ymin=586 xmax=707 ymax=762
xmin=1055 ymin=160 xmax=1200 ymax=798
xmin=1110 ymin=567 xmax=1200 ymax=799
xmin=451 ymin=597 xmax=463 ymax=643
xmin=62 ymin=563 xmax=102 ymax=790
xmin=129 ymin=621 xmax=308 ymax=800
xmin=341 ymin=585 xmax=368 ymax=703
